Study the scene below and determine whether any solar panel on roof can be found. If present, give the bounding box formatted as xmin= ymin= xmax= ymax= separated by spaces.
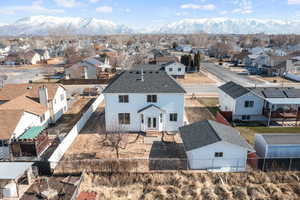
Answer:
xmin=284 ymin=89 xmax=300 ymax=98
xmin=262 ymin=89 xmax=286 ymax=98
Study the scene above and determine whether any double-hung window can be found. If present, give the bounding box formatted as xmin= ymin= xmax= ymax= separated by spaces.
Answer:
xmin=169 ymin=113 xmax=178 ymax=122
xmin=147 ymin=95 xmax=157 ymax=103
xmin=119 ymin=95 xmax=129 ymax=103
xmin=118 ymin=113 xmax=130 ymax=124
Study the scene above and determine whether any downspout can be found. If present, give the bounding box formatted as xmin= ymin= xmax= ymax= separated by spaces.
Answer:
xmin=267 ymin=103 xmax=272 ymax=127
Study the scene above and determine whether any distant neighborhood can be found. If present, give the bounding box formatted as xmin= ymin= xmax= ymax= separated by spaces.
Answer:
xmin=1 ymin=33 xmax=300 ymax=199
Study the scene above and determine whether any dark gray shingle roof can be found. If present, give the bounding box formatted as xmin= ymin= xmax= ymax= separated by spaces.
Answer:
xmin=103 ymin=70 xmax=186 ymax=94
xmin=260 ymin=134 xmax=300 ymax=145
xmin=219 ymin=81 xmax=250 ymax=99
xmin=180 ymin=120 xmax=253 ymax=151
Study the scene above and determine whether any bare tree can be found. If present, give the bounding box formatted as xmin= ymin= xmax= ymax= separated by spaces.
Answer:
xmin=100 ymin=123 xmax=128 ymax=159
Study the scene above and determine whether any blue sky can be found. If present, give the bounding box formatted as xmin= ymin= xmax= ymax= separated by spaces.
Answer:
xmin=0 ymin=0 xmax=300 ymax=27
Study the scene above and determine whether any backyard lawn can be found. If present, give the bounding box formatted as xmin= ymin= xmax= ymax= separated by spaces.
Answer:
xmin=197 ymin=98 xmax=219 ymax=116
xmin=237 ymin=126 xmax=300 ymax=145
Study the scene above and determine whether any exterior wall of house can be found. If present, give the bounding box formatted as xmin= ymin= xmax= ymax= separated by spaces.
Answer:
xmin=219 ymin=90 xmax=236 ymax=113
xmin=31 ymin=54 xmax=41 ymax=65
xmin=233 ymin=93 xmax=264 ymax=120
xmin=82 ymin=63 xmax=97 ymax=79
xmin=50 ymin=86 xmax=68 ymax=123
xmin=186 ymin=141 xmax=248 ymax=172
xmin=13 ymin=112 xmax=44 ymax=138
xmin=105 ymin=93 xmax=185 ymax=132
xmin=165 ymin=63 xmax=186 ymax=77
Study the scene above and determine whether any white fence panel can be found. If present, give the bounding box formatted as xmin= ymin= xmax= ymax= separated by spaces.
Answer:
xmin=49 ymin=94 xmax=104 ymax=169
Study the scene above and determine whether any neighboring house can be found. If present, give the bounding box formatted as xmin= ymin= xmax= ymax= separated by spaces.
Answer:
xmin=176 ymin=45 xmax=192 ymax=53
xmin=0 ymin=162 xmax=34 ymax=198
xmin=219 ymin=81 xmax=300 ymax=125
xmin=4 ymin=53 xmax=21 ymax=65
xmin=66 ymin=55 xmax=112 ymax=79
xmin=286 ymin=57 xmax=300 ymax=73
xmin=148 ymin=49 xmax=170 ymax=60
xmin=255 ymin=134 xmax=300 ymax=158
xmin=0 ymin=44 xmax=10 ymax=55
xmin=149 ymin=56 xmax=179 ymax=65
xmin=161 ymin=61 xmax=186 ymax=78
xmin=103 ymin=70 xmax=186 ymax=133
xmin=136 ymin=62 xmax=186 ymax=78
xmin=0 ymin=109 xmax=49 ymax=160
xmin=23 ymin=50 xmax=41 ymax=65
xmin=180 ymin=120 xmax=253 ymax=172
xmin=34 ymin=49 xmax=50 ymax=61
xmin=231 ymin=51 xmax=250 ymax=66
xmin=0 ymin=83 xmax=67 ymax=124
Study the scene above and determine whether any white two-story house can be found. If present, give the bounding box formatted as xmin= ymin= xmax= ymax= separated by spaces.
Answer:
xmin=103 ymin=70 xmax=186 ymax=133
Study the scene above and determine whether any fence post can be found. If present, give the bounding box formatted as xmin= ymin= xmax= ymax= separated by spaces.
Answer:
xmin=262 ymin=158 xmax=266 ymax=171
xmin=288 ymin=158 xmax=292 ymax=171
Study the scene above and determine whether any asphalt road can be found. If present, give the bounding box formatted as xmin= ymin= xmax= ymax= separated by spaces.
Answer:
xmin=0 ymin=66 xmax=45 ymax=84
xmin=182 ymin=84 xmax=218 ymax=96
xmin=202 ymin=62 xmax=262 ymax=87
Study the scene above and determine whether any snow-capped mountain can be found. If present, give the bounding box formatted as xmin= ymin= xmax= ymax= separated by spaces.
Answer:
xmin=0 ymin=16 xmax=134 ymax=36
xmin=153 ymin=18 xmax=300 ymax=34
xmin=1 ymin=16 xmax=300 ymax=35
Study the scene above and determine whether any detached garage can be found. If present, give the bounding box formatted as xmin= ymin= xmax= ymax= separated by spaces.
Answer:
xmin=255 ymin=134 xmax=300 ymax=158
xmin=179 ymin=120 xmax=254 ymax=172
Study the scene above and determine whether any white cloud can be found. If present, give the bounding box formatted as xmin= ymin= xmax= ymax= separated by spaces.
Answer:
xmin=54 ymin=0 xmax=79 ymax=8
xmin=96 ymin=6 xmax=113 ymax=13
xmin=231 ymin=0 xmax=253 ymax=14
xmin=125 ymin=8 xmax=131 ymax=13
xmin=90 ymin=0 xmax=100 ymax=3
xmin=0 ymin=0 xmax=64 ymax=15
xmin=288 ymin=0 xmax=300 ymax=4
xmin=181 ymin=3 xmax=216 ymax=10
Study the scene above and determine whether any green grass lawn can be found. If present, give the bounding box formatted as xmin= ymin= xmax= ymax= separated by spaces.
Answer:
xmin=237 ymin=126 xmax=300 ymax=145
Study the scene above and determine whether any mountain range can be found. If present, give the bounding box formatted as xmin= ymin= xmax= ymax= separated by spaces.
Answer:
xmin=0 ymin=16 xmax=300 ymax=36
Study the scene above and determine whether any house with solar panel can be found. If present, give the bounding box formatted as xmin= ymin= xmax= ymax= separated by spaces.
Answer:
xmin=219 ymin=81 xmax=300 ymax=126
xmin=103 ymin=69 xmax=186 ymax=134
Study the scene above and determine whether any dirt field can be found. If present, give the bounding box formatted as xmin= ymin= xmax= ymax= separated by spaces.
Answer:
xmin=47 ymin=98 xmax=96 ymax=134
xmin=177 ymin=72 xmax=216 ymax=84
xmin=79 ymin=171 xmax=300 ymax=200
xmin=57 ymin=103 xmax=186 ymax=173
xmin=185 ymin=98 xmax=218 ymax=123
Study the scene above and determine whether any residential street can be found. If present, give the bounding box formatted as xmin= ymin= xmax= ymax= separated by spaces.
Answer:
xmin=202 ymin=62 xmax=262 ymax=87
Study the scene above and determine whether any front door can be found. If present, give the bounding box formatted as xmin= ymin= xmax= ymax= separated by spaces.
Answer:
xmin=147 ymin=117 xmax=157 ymax=130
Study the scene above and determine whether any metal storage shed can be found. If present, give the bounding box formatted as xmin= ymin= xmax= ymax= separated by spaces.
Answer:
xmin=255 ymin=134 xmax=300 ymax=158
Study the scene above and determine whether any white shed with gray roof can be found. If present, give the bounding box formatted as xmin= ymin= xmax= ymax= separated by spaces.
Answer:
xmin=179 ymin=120 xmax=253 ymax=172
xmin=255 ymin=134 xmax=300 ymax=158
